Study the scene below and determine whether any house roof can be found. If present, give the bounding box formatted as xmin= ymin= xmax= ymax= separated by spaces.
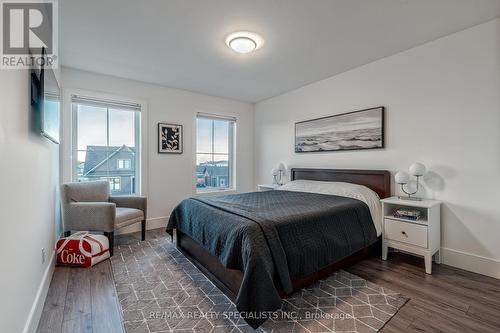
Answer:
xmin=197 ymin=161 xmax=228 ymax=177
xmin=83 ymin=145 xmax=135 ymax=175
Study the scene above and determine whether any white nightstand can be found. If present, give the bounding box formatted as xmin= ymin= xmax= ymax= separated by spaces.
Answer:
xmin=257 ymin=184 xmax=280 ymax=191
xmin=381 ymin=196 xmax=441 ymax=274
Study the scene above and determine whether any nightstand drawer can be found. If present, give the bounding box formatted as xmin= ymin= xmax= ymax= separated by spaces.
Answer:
xmin=384 ymin=218 xmax=428 ymax=248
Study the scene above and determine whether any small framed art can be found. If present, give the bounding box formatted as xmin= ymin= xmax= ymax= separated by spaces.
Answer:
xmin=158 ymin=123 xmax=183 ymax=154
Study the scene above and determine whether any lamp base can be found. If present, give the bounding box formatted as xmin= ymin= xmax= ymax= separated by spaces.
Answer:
xmin=398 ymin=196 xmax=423 ymax=201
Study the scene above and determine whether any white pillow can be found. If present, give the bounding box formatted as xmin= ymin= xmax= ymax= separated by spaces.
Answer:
xmin=277 ymin=180 xmax=382 ymax=236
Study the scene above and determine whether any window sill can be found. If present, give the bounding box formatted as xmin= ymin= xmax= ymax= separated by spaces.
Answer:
xmin=195 ymin=188 xmax=237 ymax=196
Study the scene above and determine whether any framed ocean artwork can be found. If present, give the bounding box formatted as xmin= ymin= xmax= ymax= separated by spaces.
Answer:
xmin=295 ymin=106 xmax=384 ymax=152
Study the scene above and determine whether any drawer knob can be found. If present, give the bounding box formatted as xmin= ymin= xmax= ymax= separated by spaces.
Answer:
xmin=401 ymin=231 xmax=408 ymax=238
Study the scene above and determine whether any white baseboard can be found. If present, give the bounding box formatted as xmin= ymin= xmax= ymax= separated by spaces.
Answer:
xmin=441 ymin=247 xmax=500 ymax=279
xmin=115 ymin=215 xmax=169 ymax=235
xmin=23 ymin=251 xmax=55 ymax=333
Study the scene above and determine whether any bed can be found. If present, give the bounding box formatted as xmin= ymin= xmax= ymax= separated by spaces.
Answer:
xmin=166 ymin=168 xmax=390 ymax=328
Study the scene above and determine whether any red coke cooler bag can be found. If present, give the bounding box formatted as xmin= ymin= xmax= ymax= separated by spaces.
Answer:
xmin=56 ymin=231 xmax=110 ymax=267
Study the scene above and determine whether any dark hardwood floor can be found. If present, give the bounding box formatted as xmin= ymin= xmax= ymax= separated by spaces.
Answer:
xmin=37 ymin=229 xmax=500 ymax=333
xmin=36 ymin=230 xmax=166 ymax=333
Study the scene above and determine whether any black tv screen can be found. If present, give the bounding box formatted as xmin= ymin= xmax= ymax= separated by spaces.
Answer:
xmin=31 ymin=48 xmax=60 ymax=144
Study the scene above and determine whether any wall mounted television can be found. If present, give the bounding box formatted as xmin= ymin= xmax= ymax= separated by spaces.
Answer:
xmin=31 ymin=48 xmax=60 ymax=144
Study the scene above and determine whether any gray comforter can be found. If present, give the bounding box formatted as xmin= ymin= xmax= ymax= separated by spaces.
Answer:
xmin=166 ymin=190 xmax=377 ymax=328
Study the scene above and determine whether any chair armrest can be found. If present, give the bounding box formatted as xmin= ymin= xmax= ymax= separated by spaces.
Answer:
xmin=67 ymin=202 xmax=116 ymax=232
xmin=109 ymin=196 xmax=147 ymax=219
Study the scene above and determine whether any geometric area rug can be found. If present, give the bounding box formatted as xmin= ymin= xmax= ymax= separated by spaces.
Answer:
xmin=111 ymin=236 xmax=409 ymax=333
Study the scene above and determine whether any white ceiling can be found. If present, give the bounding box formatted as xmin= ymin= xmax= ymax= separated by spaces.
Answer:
xmin=60 ymin=0 xmax=500 ymax=103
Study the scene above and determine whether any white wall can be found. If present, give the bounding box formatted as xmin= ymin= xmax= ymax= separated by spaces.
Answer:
xmin=255 ymin=19 xmax=500 ymax=278
xmin=61 ymin=68 xmax=255 ymax=230
xmin=0 ymin=70 xmax=59 ymax=332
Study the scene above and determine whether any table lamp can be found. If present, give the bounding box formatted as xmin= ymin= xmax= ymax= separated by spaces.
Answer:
xmin=274 ymin=162 xmax=286 ymax=185
xmin=395 ymin=162 xmax=426 ymax=201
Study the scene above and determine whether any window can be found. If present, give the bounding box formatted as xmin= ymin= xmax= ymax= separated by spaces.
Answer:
xmin=117 ymin=159 xmax=131 ymax=169
xmin=196 ymin=113 xmax=235 ymax=192
xmin=101 ymin=177 xmax=121 ymax=191
xmin=72 ymin=96 xmax=141 ymax=195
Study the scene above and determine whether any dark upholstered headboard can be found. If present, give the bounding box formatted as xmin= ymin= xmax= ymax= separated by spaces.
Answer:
xmin=290 ymin=168 xmax=391 ymax=198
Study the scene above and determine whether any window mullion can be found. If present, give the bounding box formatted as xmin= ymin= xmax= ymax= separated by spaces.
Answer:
xmin=106 ymin=107 xmax=110 ymax=179
xmin=211 ymin=120 xmax=215 ymax=188
xmin=229 ymin=123 xmax=232 ymax=188
xmin=211 ymin=120 xmax=215 ymax=163
xmin=72 ymin=103 xmax=78 ymax=181
xmin=135 ymin=111 xmax=140 ymax=194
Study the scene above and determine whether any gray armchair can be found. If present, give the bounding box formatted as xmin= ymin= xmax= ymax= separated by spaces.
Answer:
xmin=61 ymin=181 xmax=147 ymax=256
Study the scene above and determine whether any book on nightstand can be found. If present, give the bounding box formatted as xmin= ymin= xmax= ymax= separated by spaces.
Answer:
xmin=393 ymin=209 xmax=421 ymax=221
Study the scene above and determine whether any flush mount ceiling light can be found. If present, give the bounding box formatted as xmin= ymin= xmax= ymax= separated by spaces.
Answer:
xmin=225 ymin=31 xmax=264 ymax=54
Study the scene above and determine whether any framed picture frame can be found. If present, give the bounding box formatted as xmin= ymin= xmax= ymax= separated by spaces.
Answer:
xmin=295 ymin=106 xmax=385 ymax=153
xmin=158 ymin=123 xmax=183 ymax=154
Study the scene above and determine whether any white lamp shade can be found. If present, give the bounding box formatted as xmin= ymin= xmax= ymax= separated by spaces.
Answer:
xmin=271 ymin=168 xmax=278 ymax=176
xmin=395 ymin=171 xmax=410 ymax=184
xmin=277 ymin=162 xmax=286 ymax=171
xmin=409 ymin=162 xmax=426 ymax=176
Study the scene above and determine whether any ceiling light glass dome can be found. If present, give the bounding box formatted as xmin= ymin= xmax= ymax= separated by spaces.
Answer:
xmin=225 ymin=31 xmax=264 ymax=54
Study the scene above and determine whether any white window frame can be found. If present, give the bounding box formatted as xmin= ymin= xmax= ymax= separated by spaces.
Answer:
xmin=61 ymin=89 xmax=148 ymax=197
xmin=194 ymin=112 xmax=236 ymax=194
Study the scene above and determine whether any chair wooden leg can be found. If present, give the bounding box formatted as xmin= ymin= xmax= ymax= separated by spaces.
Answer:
xmin=141 ymin=220 xmax=146 ymax=241
xmin=63 ymin=230 xmax=71 ymax=237
xmin=105 ymin=231 xmax=114 ymax=256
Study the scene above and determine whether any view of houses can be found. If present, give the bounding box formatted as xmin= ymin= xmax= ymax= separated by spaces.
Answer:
xmin=77 ymin=145 xmax=230 ymax=194
xmin=196 ymin=160 xmax=230 ymax=189
xmin=77 ymin=145 xmax=137 ymax=195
